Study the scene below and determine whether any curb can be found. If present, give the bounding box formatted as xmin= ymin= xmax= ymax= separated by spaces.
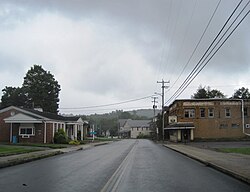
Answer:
xmin=0 ymin=141 xmax=113 ymax=169
xmin=0 ymin=151 xmax=63 ymax=169
xmin=163 ymin=144 xmax=250 ymax=185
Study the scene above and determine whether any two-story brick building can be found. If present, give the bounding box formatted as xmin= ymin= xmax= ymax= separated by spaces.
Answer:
xmin=165 ymin=99 xmax=250 ymax=142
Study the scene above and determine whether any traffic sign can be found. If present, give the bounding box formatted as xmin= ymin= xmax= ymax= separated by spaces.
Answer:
xmin=89 ymin=131 xmax=97 ymax=135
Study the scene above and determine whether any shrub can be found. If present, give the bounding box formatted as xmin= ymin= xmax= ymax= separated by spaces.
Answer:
xmin=69 ymin=140 xmax=80 ymax=145
xmin=54 ymin=129 xmax=68 ymax=144
xmin=137 ymin=133 xmax=152 ymax=139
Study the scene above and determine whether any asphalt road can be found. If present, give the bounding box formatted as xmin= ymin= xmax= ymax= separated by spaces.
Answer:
xmin=0 ymin=139 xmax=249 ymax=192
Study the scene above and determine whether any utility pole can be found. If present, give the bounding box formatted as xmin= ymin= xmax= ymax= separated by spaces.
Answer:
xmin=152 ymin=96 xmax=158 ymax=140
xmin=157 ymin=79 xmax=170 ymax=141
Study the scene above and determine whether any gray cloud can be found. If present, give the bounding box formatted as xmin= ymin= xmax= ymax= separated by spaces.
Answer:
xmin=0 ymin=0 xmax=249 ymax=114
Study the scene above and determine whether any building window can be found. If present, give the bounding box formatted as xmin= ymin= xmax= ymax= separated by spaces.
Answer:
xmin=19 ymin=127 xmax=34 ymax=136
xmin=220 ymin=124 xmax=228 ymax=129
xmin=232 ymin=124 xmax=239 ymax=129
xmin=208 ymin=108 xmax=214 ymax=118
xmin=184 ymin=109 xmax=195 ymax=118
xmin=19 ymin=124 xmax=35 ymax=136
xmin=200 ymin=108 xmax=205 ymax=118
xmin=225 ymin=108 xmax=231 ymax=118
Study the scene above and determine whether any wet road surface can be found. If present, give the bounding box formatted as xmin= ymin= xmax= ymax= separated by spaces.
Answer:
xmin=0 ymin=139 xmax=249 ymax=192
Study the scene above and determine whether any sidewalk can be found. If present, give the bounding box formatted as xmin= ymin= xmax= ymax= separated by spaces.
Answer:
xmin=0 ymin=141 xmax=112 ymax=169
xmin=164 ymin=143 xmax=250 ymax=184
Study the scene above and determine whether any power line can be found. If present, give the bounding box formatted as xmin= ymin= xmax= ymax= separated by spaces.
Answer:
xmin=169 ymin=0 xmax=221 ymax=91
xmin=59 ymin=95 xmax=154 ymax=110
xmin=60 ymin=105 xmax=153 ymax=113
xmin=166 ymin=0 xmax=249 ymax=105
xmin=168 ymin=0 xmax=198 ymax=82
xmin=173 ymin=6 xmax=250 ymax=101
xmin=167 ymin=0 xmax=242 ymax=104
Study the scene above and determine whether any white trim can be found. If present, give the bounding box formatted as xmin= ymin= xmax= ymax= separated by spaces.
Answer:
xmin=44 ymin=122 xmax=47 ymax=143
xmin=19 ymin=127 xmax=35 ymax=136
xmin=10 ymin=123 xmax=13 ymax=142
xmin=164 ymin=127 xmax=195 ymax=130
xmin=52 ymin=122 xmax=55 ymax=139
xmin=0 ymin=106 xmax=50 ymax=120
xmin=22 ymin=135 xmax=30 ymax=138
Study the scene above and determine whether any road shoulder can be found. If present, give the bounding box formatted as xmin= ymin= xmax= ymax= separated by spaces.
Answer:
xmin=0 ymin=141 xmax=113 ymax=169
xmin=163 ymin=143 xmax=250 ymax=185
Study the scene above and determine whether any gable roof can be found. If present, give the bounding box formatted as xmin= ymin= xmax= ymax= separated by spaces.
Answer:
xmin=118 ymin=119 xmax=128 ymax=127
xmin=125 ymin=119 xmax=151 ymax=128
xmin=0 ymin=106 xmax=87 ymax=124
xmin=4 ymin=113 xmax=43 ymax=123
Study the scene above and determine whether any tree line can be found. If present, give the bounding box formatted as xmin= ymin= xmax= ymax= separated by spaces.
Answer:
xmin=191 ymin=85 xmax=250 ymax=99
xmin=0 ymin=65 xmax=60 ymax=114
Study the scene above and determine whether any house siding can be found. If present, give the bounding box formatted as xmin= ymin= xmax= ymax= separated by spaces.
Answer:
xmin=131 ymin=127 xmax=150 ymax=138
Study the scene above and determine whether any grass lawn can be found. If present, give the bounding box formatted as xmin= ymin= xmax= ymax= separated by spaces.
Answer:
xmin=0 ymin=146 xmax=42 ymax=156
xmin=217 ymin=148 xmax=250 ymax=155
xmin=14 ymin=143 xmax=69 ymax=149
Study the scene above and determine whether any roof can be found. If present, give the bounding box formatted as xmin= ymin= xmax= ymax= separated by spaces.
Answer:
xmin=118 ymin=119 xmax=128 ymax=127
xmin=0 ymin=106 xmax=87 ymax=123
xmin=125 ymin=119 xmax=151 ymax=128
xmin=168 ymin=98 xmax=250 ymax=108
xmin=23 ymin=108 xmax=67 ymax=121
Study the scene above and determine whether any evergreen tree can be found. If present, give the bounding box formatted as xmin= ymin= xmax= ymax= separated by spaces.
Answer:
xmin=192 ymin=85 xmax=225 ymax=99
xmin=22 ymin=65 xmax=61 ymax=113
xmin=1 ymin=86 xmax=27 ymax=107
xmin=232 ymin=87 xmax=250 ymax=99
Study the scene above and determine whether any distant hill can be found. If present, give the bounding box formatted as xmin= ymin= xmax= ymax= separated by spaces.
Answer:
xmin=127 ymin=109 xmax=161 ymax=118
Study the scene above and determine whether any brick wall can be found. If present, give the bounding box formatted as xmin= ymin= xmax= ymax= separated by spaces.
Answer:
xmin=169 ymin=100 xmax=250 ymax=140
xmin=0 ymin=109 xmax=19 ymax=142
xmin=0 ymin=108 xmax=54 ymax=143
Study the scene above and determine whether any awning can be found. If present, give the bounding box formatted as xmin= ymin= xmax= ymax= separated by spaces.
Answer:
xmin=164 ymin=122 xmax=195 ymax=130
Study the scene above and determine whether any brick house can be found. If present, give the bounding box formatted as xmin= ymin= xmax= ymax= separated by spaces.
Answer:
xmin=118 ymin=119 xmax=152 ymax=138
xmin=0 ymin=106 xmax=88 ymax=143
xmin=165 ymin=99 xmax=250 ymax=142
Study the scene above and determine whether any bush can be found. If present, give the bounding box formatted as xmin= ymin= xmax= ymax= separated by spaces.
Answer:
xmin=54 ymin=129 xmax=68 ymax=144
xmin=69 ymin=140 xmax=80 ymax=145
xmin=137 ymin=133 xmax=152 ymax=139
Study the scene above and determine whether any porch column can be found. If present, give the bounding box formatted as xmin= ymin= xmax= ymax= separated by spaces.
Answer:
xmin=63 ymin=123 xmax=66 ymax=133
xmin=10 ymin=123 xmax=13 ymax=143
xmin=44 ymin=122 xmax=47 ymax=143
xmin=80 ymin=124 xmax=84 ymax=140
xmin=74 ymin=124 xmax=77 ymax=140
xmin=52 ymin=123 xmax=55 ymax=139
xmin=177 ymin=130 xmax=181 ymax=142
xmin=191 ymin=129 xmax=194 ymax=141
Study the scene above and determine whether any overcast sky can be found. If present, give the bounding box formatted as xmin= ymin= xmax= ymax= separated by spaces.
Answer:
xmin=0 ymin=0 xmax=249 ymax=115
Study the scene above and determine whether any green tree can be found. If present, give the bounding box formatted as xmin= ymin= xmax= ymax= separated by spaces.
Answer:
xmin=119 ymin=111 xmax=132 ymax=119
xmin=232 ymin=87 xmax=250 ymax=99
xmin=192 ymin=85 xmax=225 ymax=99
xmin=1 ymin=86 xmax=27 ymax=107
xmin=207 ymin=87 xmax=225 ymax=98
xmin=22 ymin=65 xmax=61 ymax=113
xmin=192 ymin=85 xmax=208 ymax=99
